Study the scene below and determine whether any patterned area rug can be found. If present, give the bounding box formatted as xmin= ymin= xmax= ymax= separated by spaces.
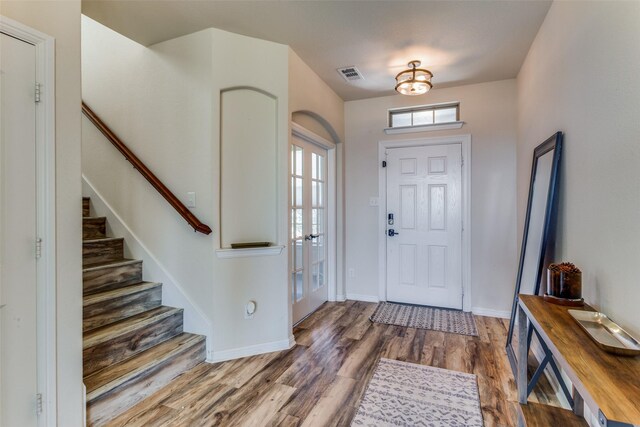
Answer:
xmin=370 ymin=302 xmax=478 ymax=336
xmin=351 ymin=358 xmax=484 ymax=427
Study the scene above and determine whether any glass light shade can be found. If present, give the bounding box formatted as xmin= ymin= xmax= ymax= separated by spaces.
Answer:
xmin=395 ymin=61 xmax=433 ymax=96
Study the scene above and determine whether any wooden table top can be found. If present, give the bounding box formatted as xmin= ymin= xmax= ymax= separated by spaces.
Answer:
xmin=519 ymin=295 xmax=640 ymax=426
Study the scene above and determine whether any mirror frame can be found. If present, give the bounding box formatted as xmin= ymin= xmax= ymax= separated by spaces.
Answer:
xmin=506 ymin=131 xmax=563 ymax=378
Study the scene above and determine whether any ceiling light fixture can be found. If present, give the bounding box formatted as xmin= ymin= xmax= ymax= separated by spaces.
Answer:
xmin=395 ymin=60 xmax=433 ymax=96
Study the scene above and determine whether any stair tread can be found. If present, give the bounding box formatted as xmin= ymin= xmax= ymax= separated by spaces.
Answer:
xmin=83 ymin=281 xmax=161 ymax=307
xmin=83 ymin=258 xmax=141 ymax=272
xmin=84 ymin=332 xmax=204 ymax=400
xmin=83 ymin=306 xmax=181 ymax=349
xmin=83 ymin=236 xmax=122 ymax=244
xmin=81 ymin=197 xmax=204 ymax=425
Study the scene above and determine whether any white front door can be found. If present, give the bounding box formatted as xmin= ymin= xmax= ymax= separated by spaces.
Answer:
xmin=0 ymin=32 xmax=39 ymax=426
xmin=385 ymin=144 xmax=463 ymax=309
xmin=291 ymin=136 xmax=328 ymax=324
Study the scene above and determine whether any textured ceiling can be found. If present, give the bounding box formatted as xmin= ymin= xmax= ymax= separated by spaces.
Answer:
xmin=82 ymin=0 xmax=552 ymax=101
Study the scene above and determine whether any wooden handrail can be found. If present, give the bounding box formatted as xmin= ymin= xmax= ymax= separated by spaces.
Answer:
xmin=82 ymin=102 xmax=212 ymax=235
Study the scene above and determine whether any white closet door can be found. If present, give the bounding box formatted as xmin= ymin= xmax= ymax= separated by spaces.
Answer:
xmin=0 ymin=32 xmax=39 ymax=427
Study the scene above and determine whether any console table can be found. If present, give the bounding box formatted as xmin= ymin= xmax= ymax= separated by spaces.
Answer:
xmin=517 ymin=295 xmax=640 ymax=427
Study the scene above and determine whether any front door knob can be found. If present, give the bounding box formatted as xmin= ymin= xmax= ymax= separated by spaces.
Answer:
xmin=387 ymin=229 xmax=399 ymax=237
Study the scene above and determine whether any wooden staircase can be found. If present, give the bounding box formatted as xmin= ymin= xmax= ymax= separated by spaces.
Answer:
xmin=82 ymin=197 xmax=206 ymax=426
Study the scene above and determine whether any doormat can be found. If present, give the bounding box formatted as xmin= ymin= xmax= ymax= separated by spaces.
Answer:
xmin=351 ymin=358 xmax=484 ymax=426
xmin=369 ymin=302 xmax=478 ymax=336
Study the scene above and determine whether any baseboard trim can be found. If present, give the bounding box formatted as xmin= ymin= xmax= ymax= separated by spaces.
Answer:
xmin=335 ymin=294 xmax=346 ymax=302
xmin=209 ymin=335 xmax=295 ymax=363
xmin=471 ymin=307 xmax=511 ymax=319
xmin=346 ymin=293 xmax=380 ymax=303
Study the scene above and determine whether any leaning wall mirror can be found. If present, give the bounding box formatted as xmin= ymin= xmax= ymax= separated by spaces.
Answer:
xmin=506 ymin=131 xmax=563 ymax=378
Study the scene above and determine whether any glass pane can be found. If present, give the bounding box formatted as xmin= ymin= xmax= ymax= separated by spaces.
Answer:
xmin=291 ymin=179 xmax=294 ymax=206
xmin=317 ymin=235 xmax=325 ymax=261
xmin=295 ymin=178 xmax=303 ymax=206
xmin=312 ymin=153 xmax=318 ymax=180
xmin=413 ymin=110 xmax=434 ymax=125
xmin=318 ymin=155 xmax=324 ymax=181
xmin=318 ymin=260 xmax=325 ymax=288
xmin=435 ymin=107 xmax=457 ymax=123
xmin=391 ymin=112 xmax=411 ymax=127
xmin=312 ymin=208 xmax=318 ymax=234
xmin=295 ymin=240 xmax=303 ymax=270
xmin=291 ymin=209 xmax=295 ymax=238
xmin=291 ymin=145 xmax=295 ymax=175
xmin=318 ymin=181 xmax=324 ymax=207
xmin=290 ymin=237 xmax=294 ymax=266
xmin=295 ymin=209 xmax=303 ymax=238
xmin=312 ymin=181 xmax=318 ymax=207
xmin=310 ymin=238 xmax=318 ymax=264
xmin=295 ymin=271 xmax=304 ymax=301
xmin=295 ymin=146 xmax=303 ymax=176
xmin=311 ymin=263 xmax=319 ymax=291
xmin=317 ymin=208 xmax=324 ymax=233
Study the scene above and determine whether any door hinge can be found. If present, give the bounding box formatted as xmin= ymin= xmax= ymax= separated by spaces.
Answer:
xmin=35 ymin=83 xmax=41 ymax=103
xmin=36 ymin=393 xmax=43 ymax=415
xmin=382 ymin=160 xmax=387 ymax=168
xmin=461 ymin=156 xmax=464 ymax=167
xmin=35 ymin=238 xmax=42 ymax=259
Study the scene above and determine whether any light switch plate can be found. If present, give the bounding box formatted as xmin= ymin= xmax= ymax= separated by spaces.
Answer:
xmin=187 ymin=192 xmax=196 ymax=208
xmin=369 ymin=197 xmax=379 ymax=207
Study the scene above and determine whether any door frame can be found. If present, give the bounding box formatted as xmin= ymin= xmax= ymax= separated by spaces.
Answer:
xmin=290 ymin=122 xmax=337 ymax=306
xmin=0 ymin=16 xmax=57 ymax=427
xmin=377 ymin=134 xmax=471 ymax=311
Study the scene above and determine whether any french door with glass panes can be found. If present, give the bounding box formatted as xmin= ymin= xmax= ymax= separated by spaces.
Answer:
xmin=291 ymin=137 xmax=328 ymax=324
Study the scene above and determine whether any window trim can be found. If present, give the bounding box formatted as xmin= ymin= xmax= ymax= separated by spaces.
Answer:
xmin=384 ymin=121 xmax=464 ymax=135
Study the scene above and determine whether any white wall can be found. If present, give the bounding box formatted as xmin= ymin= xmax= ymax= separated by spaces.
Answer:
xmin=517 ymin=1 xmax=640 ymax=336
xmin=288 ymin=49 xmax=344 ymax=142
xmin=82 ymin=17 xmax=291 ymax=360
xmin=288 ymin=50 xmax=346 ymax=299
xmin=82 ymin=19 xmax=216 ymax=350
xmin=210 ymin=28 xmax=290 ymax=358
xmin=345 ymin=80 xmax=518 ymax=315
xmin=1 ymin=1 xmax=84 ymax=425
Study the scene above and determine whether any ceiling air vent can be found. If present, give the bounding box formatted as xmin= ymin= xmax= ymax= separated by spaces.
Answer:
xmin=337 ymin=66 xmax=364 ymax=82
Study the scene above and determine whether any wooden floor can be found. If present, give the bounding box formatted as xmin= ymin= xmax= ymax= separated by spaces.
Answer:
xmin=106 ymin=301 xmax=560 ymax=426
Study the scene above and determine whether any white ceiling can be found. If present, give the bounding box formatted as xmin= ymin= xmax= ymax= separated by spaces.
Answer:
xmin=82 ymin=0 xmax=552 ymax=101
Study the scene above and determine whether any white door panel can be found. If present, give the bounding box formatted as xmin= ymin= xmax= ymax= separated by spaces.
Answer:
xmin=0 ymin=32 xmax=39 ymax=427
xmin=386 ymin=144 xmax=462 ymax=309
xmin=291 ymin=136 xmax=328 ymax=324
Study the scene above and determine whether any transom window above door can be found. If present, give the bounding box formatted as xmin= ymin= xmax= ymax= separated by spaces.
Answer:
xmin=389 ymin=102 xmax=460 ymax=128
xmin=385 ymin=102 xmax=463 ymax=134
